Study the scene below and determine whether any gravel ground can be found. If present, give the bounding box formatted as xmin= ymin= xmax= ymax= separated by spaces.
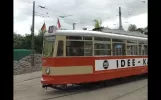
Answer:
xmin=14 ymin=54 xmax=42 ymax=75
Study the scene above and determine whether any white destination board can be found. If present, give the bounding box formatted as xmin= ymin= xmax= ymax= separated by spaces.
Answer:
xmin=95 ymin=58 xmax=148 ymax=71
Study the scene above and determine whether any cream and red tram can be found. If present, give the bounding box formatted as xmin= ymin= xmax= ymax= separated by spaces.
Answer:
xmin=41 ymin=29 xmax=148 ymax=89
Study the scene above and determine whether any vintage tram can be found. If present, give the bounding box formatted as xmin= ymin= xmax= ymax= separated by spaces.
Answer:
xmin=41 ymin=29 xmax=148 ymax=90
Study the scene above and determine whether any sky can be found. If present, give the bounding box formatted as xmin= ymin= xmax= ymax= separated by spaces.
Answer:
xmin=14 ymin=0 xmax=147 ymax=35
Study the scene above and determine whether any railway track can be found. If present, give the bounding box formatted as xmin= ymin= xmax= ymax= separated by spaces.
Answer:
xmin=42 ymin=74 xmax=147 ymax=100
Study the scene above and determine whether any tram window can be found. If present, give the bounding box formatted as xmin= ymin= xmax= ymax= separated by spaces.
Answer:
xmin=95 ymin=50 xmax=111 ymax=56
xmin=144 ymin=45 xmax=148 ymax=55
xmin=112 ymin=39 xmax=125 ymax=56
xmin=138 ymin=41 xmax=146 ymax=55
xmin=112 ymin=43 xmax=126 ymax=56
xmin=94 ymin=37 xmax=110 ymax=41
xmin=83 ymin=37 xmax=92 ymax=40
xmin=43 ymin=41 xmax=54 ymax=57
xmin=57 ymin=41 xmax=64 ymax=56
xmin=126 ymin=40 xmax=138 ymax=55
xmin=112 ymin=39 xmax=124 ymax=43
xmin=126 ymin=45 xmax=137 ymax=55
xmin=66 ymin=36 xmax=82 ymax=40
xmin=139 ymin=44 xmax=148 ymax=55
xmin=66 ymin=41 xmax=84 ymax=56
xmin=138 ymin=41 xmax=148 ymax=55
xmin=94 ymin=43 xmax=110 ymax=49
xmin=84 ymin=48 xmax=92 ymax=56
xmin=84 ymin=41 xmax=92 ymax=46
xmin=84 ymin=41 xmax=92 ymax=56
xmin=127 ymin=40 xmax=137 ymax=44
xmin=94 ymin=43 xmax=111 ymax=56
xmin=94 ymin=38 xmax=111 ymax=56
xmin=139 ymin=45 xmax=142 ymax=55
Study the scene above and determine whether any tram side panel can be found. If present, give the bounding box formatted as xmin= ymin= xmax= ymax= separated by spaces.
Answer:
xmin=41 ymin=56 xmax=147 ymax=85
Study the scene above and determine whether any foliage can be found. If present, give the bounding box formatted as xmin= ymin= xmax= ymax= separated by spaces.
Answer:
xmin=93 ymin=19 xmax=102 ymax=28
xmin=136 ymin=26 xmax=148 ymax=35
xmin=14 ymin=30 xmax=46 ymax=54
xmin=128 ymin=24 xmax=137 ymax=31
xmin=92 ymin=27 xmax=104 ymax=31
xmin=35 ymin=30 xmax=45 ymax=53
xmin=136 ymin=28 xmax=144 ymax=33
xmin=14 ymin=33 xmax=24 ymax=49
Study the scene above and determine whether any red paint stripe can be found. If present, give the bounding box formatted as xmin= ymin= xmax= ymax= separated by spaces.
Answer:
xmin=42 ymin=56 xmax=147 ymax=67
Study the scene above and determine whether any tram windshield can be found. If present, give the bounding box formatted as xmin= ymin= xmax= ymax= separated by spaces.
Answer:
xmin=43 ymin=36 xmax=55 ymax=57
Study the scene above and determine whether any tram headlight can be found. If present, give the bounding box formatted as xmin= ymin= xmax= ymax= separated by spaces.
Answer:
xmin=45 ymin=67 xmax=50 ymax=74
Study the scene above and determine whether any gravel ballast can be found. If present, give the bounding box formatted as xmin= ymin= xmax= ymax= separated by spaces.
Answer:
xmin=14 ymin=54 xmax=42 ymax=75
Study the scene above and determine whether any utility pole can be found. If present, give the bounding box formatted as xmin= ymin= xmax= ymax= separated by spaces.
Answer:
xmin=31 ymin=1 xmax=35 ymax=66
xmin=118 ymin=7 xmax=123 ymax=30
xmin=73 ymin=23 xmax=76 ymax=30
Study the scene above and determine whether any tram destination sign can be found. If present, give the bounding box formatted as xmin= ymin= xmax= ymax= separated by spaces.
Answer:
xmin=48 ymin=25 xmax=57 ymax=33
xmin=45 ymin=36 xmax=56 ymax=41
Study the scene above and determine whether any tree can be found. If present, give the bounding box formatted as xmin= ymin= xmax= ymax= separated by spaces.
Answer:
xmin=136 ymin=26 xmax=148 ymax=35
xmin=14 ymin=33 xmax=24 ymax=49
xmin=128 ymin=24 xmax=137 ymax=31
xmin=35 ymin=30 xmax=45 ymax=53
xmin=136 ymin=28 xmax=144 ymax=33
xmin=92 ymin=19 xmax=104 ymax=31
xmin=21 ymin=34 xmax=32 ymax=49
xmin=93 ymin=19 xmax=102 ymax=28
xmin=144 ymin=26 xmax=148 ymax=35
xmin=13 ymin=30 xmax=45 ymax=54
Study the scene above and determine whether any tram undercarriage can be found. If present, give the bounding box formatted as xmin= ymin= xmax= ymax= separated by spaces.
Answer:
xmin=42 ymin=84 xmax=69 ymax=90
xmin=42 ymin=80 xmax=109 ymax=90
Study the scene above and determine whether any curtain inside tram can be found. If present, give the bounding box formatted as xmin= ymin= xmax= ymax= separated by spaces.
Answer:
xmin=43 ymin=42 xmax=54 ymax=57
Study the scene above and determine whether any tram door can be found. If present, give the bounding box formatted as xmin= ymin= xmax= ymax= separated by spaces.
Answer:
xmin=57 ymin=41 xmax=64 ymax=56
xmin=54 ymin=36 xmax=66 ymax=57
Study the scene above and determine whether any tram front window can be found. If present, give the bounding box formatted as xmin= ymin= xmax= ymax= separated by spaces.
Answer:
xmin=43 ymin=41 xmax=54 ymax=57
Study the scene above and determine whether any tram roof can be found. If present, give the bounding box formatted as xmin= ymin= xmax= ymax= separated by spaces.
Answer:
xmin=44 ymin=30 xmax=147 ymax=41
xmin=101 ymin=28 xmax=147 ymax=38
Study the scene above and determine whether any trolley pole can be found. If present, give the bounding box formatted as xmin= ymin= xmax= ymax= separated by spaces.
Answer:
xmin=31 ymin=1 xmax=35 ymax=66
